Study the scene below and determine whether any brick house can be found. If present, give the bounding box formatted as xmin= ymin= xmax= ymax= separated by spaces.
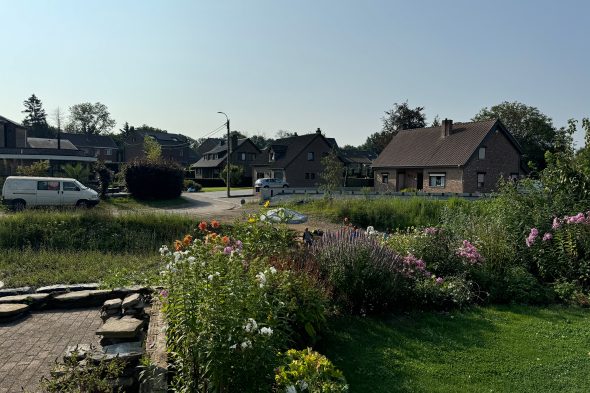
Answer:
xmin=372 ymin=119 xmax=524 ymax=193
xmin=0 ymin=115 xmax=96 ymax=177
xmin=123 ymin=130 xmax=198 ymax=166
xmin=60 ymin=133 xmax=119 ymax=163
xmin=190 ymin=136 xmax=260 ymax=185
xmin=251 ymin=129 xmax=339 ymax=187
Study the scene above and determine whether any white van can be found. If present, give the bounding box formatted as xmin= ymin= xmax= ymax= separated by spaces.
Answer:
xmin=1 ymin=176 xmax=100 ymax=210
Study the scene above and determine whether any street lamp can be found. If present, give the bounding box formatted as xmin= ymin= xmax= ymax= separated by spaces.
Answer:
xmin=217 ymin=112 xmax=230 ymax=198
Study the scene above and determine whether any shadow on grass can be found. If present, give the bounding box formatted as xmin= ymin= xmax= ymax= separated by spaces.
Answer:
xmin=103 ymin=196 xmax=211 ymax=210
xmin=322 ymin=305 xmax=590 ymax=393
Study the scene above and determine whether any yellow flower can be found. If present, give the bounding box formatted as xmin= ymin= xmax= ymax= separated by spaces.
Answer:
xmin=248 ymin=215 xmax=257 ymax=223
xmin=264 ymin=200 xmax=270 ymax=208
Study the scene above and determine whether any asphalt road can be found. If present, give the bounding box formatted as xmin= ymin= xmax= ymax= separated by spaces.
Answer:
xmin=169 ymin=189 xmax=259 ymax=218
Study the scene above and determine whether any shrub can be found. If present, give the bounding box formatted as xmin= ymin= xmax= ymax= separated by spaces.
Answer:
xmin=183 ymin=179 xmax=202 ymax=191
xmin=163 ymin=219 xmax=328 ymax=392
xmin=125 ymin=159 xmax=184 ymax=200
xmin=16 ymin=160 xmax=49 ymax=176
xmin=274 ymin=348 xmax=348 ymax=393
xmin=94 ymin=161 xmax=113 ymax=197
xmin=309 ymin=230 xmax=433 ymax=314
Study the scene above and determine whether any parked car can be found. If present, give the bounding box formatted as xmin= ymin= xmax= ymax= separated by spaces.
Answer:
xmin=254 ymin=178 xmax=290 ymax=188
xmin=1 ymin=176 xmax=100 ymax=210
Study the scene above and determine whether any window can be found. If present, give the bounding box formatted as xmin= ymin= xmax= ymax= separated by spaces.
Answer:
xmin=305 ymin=173 xmax=316 ymax=180
xmin=307 ymin=152 xmax=314 ymax=161
xmin=179 ymin=150 xmax=183 ymax=157
xmin=429 ymin=173 xmax=446 ymax=188
xmin=37 ymin=181 xmax=59 ymax=191
xmin=478 ymin=147 xmax=486 ymax=159
xmin=381 ymin=172 xmax=389 ymax=184
xmin=269 ymin=152 xmax=275 ymax=161
xmin=63 ymin=181 xmax=79 ymax=192
xmin=241 ymin=153 xmax=246 ymax=161
xmin=477 ymin=173 xmax=485 ymax=189
xmin=105 ymin=148 xmax=112 ymax=155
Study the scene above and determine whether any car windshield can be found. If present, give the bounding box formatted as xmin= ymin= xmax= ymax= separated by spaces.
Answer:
xmin=74 ymin=180 xmax=88 ymax=190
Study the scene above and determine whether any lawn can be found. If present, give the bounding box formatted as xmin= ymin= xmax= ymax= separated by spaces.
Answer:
xmin=324 ymin=305 xmax=590 ymax=393
xmin=99 ymin=195 xmax=195 ymax=210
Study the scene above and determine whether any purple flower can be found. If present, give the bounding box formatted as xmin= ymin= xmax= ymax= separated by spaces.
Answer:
xmin=457 ymin=240 xmax=484 ymax=264
xmin=552 ymin=217 xmax=561 ymax=230
xmin=526 ymin=228 xmax=539 ymax=247
xmin=424 ymin=227 xmax=438 ymax=235
xmin=160 ymin=289 xmax=169 ymax=298
xmin=435 ymin=277 xmax=444 ymax=285
xmin=542 ymin=232 xmax=553 ymax=242
xmin=235 ymin=240 xmax=243 ymax=249
xmin=223 ymin=246 xmax=233 ymax=255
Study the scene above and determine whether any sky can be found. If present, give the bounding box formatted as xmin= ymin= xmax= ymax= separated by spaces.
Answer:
xmin=1 ymin=0 xmax=589 ymax=147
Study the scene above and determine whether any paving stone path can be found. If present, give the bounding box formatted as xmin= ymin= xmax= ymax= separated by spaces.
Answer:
xmin=0 ymin=308 xmax=101 ymax=393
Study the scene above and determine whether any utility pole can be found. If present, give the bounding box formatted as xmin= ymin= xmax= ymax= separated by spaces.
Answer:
xmin=218 ymin=112 xmax=230 ymax=198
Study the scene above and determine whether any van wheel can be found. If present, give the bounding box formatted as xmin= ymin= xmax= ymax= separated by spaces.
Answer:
xmin=12 ymin=200 xmax=26 ymax=212
xmin=263 ymin=185 xmax=269 ymax=188
xmin=76 ymin=200 xmax=89 ymax=209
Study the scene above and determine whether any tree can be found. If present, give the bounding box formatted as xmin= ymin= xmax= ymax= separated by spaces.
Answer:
xmin=144 ymin=136 xmax=162 ymax=162
xmin=22 ymin=94 xmax=51 ymax=137
xmin=52 ymin=107 xmax=65 ymax=131
xmin=16 ymin=160 xmax=50 ymax=176
xmin=65 ymin=102 xmax=116 ymax=135
xmin=472 ymin=101 xmax=556 ymax=170
xmin=362 ymin=101 xmax=427 ymax=154
xmin=275 ymin=130 xmax=296 ymax=139
xmin=94 ymin=161 xmax=114 ymax=198
xmin=220 ymin=164 xmax=244 ymax=186
xmin=319 ymin=150 xmax=345 ymax=195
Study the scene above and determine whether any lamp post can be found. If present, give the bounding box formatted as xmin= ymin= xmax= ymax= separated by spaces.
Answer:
xmin=217 ymin=112 xmax=230 ymax=198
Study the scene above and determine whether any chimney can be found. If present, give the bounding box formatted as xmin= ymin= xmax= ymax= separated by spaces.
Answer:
xmin=441 ymin=119 xmax=453 ymax=137
xmin=316 ymin=128 xmax=322 ymax=135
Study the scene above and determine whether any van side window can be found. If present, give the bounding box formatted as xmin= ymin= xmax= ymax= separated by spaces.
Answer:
xmin=63 ymin=182 xmax=79 ymax=191
xmin=38 ymin=181 xmax=59 ymax=190
xmin=37 ymin=181 xmax=48 ymax=190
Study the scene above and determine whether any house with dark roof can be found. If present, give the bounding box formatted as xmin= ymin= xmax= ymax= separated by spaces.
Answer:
xmin=0 ymin=115 xmax=97 ymax=177
xmin=372 ymin=119 xmax=524 ymax=193
xmin=60 ymin=133 xmax=119 ymax=162
xmin=251 ymin=128 xmax=339 ymax=187
xmin=123 ymin=130 xmax=198 ymax=166
xmin=190 ymin=135 xmax=260 ymax=185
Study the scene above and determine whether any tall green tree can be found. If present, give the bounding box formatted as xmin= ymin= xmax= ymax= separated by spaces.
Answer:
xmin=472 ymin=101 xmax=556 ymax=170
xmin=144 ymin=136 xmax=162 ymax=162
xmin=22 ymin=94 xmax=51 ymax=137
xmin=362 ymin=101 xmax=427 ymax=154
xmin=319 ymin=150 xmax=345 ymax=195
xmin=65 ymin=102 xmax=116 ymax=135
xmin=220 ymin=164 xmax=244 ymax=186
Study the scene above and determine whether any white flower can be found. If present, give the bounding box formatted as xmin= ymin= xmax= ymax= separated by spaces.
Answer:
xmin=229 ymin=343 xmax=237 ymax=350
xmin=269 ymin=266 xmax=277 ymax=274
xmin=297 ymin=380 xmax=309 ymax=390
xmin=173 ymin=251 xmax=181 ymax=263
xmin=207 ymin=274 xmax=214 ymax=281
xmin=158 ymin=245 xmax=169 ymax=255
xmin=240 ymin=340 xmax=252 ymax=349
xmin=259 ymin=327 xmax=273 ymax=336
xmin=256 ymin=272 xmax=267 ymax=288
xmin=244 ymin=318 xmax=258 ymax=333
xmin=187 ymin=256 xmax=196 ymax=264
xmin=286 ymin=385 xmax=297 ymax=393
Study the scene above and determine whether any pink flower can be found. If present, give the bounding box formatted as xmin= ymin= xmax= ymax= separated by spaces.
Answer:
xmin=457 ymin=240 xmax=484 ymax=264
xmin=552 ymin=217 xmax=561 ymax=230
xmin=424 ymin=227 xmax=438 ymax=235
xmin=435 ymin=277 xmax=444 ymax=285
xmin=160 ymin=289 xmax=169 ymax=298
xmin=223 ymin=246 xmax=233 ymax=255
xmin=526 ymin=228 xmax=539 ymax=247
xmin=542 ymin=232 xmax=553 ymax=242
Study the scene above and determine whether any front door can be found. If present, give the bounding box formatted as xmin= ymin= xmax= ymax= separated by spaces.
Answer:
xmin=62 ymin=180 xmax=82 ymax=206
xmin=417 ymin=172 xmax=423 ymax=190
xmin=397 ymin=172 xmax=405 ymax=191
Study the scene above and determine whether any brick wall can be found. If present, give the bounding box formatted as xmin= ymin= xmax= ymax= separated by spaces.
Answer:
xmin=285 ymin=137 xmax=334 ymax=187
xmin=373 ymin=168 xmax=397 ymax=192
xmin=462 ymin=129 xmax=521 ymax=193
xmin=422 ymin=167 xmax=463 ymax=193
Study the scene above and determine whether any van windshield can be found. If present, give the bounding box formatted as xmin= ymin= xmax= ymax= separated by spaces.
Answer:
xmin=74 ymin=180 xmax=88 ymax=190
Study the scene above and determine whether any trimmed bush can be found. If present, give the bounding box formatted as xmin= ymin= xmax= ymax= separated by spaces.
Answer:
xmin=124 ymin=159 xmax=184 ymax=200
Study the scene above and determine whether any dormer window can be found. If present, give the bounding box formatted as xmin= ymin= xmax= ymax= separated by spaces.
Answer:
xmin=269 ymin=151 xmax=275 ymax=161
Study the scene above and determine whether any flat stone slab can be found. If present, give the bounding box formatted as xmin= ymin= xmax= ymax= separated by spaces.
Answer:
xmin=103 ymin=298 xmax=122 ymax=310
xmin=64 ymin=343 xmax=93 ymax=361
xmin=54 ymin=290 xmax=111 ymax=302
xmin=0 ymin=286 xmax=33 ymax=297
xmin=122 ymin=293 xmax=141 ymax=309
xmin=36 ymin=283 xmax=100 ymax=293
xmin=96 ymin=316 xmax=144 ymax=339
xmin=0 ymin=303 xmax=30 ymax=318
xmin=88 ymin=341 xmax=144 ymax=363
xmin=0 ymin=293 xmax=51 ymax=304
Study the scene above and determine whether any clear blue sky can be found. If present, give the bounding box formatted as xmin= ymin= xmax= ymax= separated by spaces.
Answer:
xmin=1 ymin=0 xmax=588 ymax=147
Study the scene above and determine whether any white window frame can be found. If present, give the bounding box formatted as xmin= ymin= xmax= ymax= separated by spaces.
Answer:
xmin=477 ymin=172 xmax=485 ymax=189
xmin=381 ymin=172 xmax=389 ymax=184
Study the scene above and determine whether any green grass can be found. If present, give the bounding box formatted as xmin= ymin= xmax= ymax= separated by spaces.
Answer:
xmin=287 ymin=197 xmax=464 ymax=230
xmin=324 ymin=305 xmax=590 ymax=393
xmin=0 ymin=248 xmax=161 ymax=287
xmin=100 ymin=196 xmax=195 ymax=210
